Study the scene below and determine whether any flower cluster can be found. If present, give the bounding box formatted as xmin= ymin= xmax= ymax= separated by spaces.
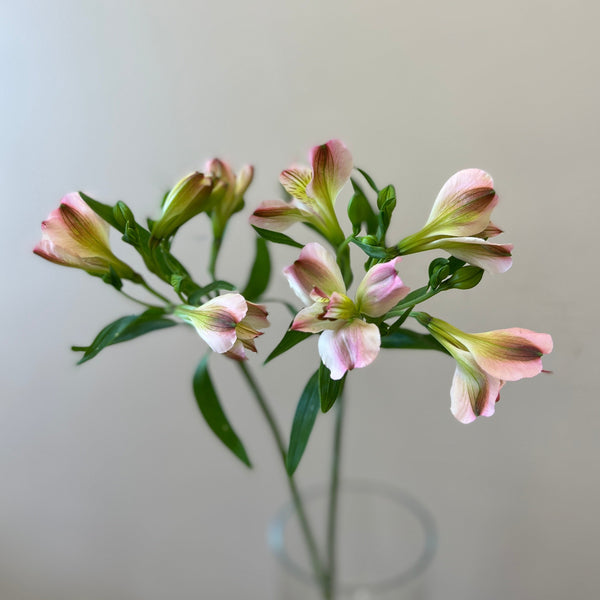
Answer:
xmin=34 ymin=139 xmax=552 ymax=425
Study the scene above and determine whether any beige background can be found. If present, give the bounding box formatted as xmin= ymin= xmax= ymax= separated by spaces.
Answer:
xmin=2 ymin=1 xmax=598 ymax=598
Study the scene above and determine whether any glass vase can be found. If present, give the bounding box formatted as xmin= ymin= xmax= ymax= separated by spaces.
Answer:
xmin=269 ymin=480 xmax=436 ymax=600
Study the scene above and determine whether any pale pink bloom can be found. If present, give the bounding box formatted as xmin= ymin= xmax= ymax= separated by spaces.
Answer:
xmin=174 ymin=294 xmax=268 ymax=359
xmin=415 ymin=312 xmax=553 ymax=423
xmin=250 ymin=140 xmax=352 ymax=244
xmin=206 ymin=159 xmax=254 ymax=237
xmin=284 ymin=243 xmax=410 ymax=379
xmin=151 ymin=171 xmax=214 ymax=240
xmin=34 ymin=192 xmax=137 ymax=279
xmin=396 ymin=169 xmax=511 ymax=272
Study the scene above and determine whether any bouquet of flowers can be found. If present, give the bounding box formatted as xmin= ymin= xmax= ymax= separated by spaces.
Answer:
xmin=35 ymin=139 xmax=552 ymax=599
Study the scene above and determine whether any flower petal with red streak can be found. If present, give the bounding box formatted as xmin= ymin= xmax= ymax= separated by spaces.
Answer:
xmin=249 ymin=199 xmax=309 ymax=232
xmin=424 ymin=237 xmax=513 ymax=273
xmin=355 ymin=257 xmax=411 ymax=317
xmin=318 ymin=319 xmax=381 ymax=380
xmin=306 ymin=140 xmax=353 ymax=207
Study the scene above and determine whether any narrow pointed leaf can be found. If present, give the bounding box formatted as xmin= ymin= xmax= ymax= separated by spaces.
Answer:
xmin=192 ymin=356 xmax=252 ymax=467
xmin=355 ymin=167 xmax=379 ymax=193
xmin=381 ymin=328 xmax=449 ymax=354
xmin=251 ymin=226 xmax=304 ymax=248
xmin=264 ymin=328 xmax=312 ymax=364
xmin=348 ymin=179 xmax=378 ymax=236
xmin=286 ymin=370 xmax=320 ymax=475
xmin=72 ymin=310 xmax=176 ymax=364
xmin=350 ymin=236 xmax=390 ymax=259
xmin=242 ymin=236 xmax=271 ymax=301
xmin=319 ymin=363 xmax=346 ymax=413
xmin=187 ymin=280 xmax=238 ymax=305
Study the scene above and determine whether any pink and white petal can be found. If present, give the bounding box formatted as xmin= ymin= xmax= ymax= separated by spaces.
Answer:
xmin=234 ymin=165 xmax=254 ymax=197
xmin=323 ymin=292 xmax=357 ymax=321
xmin=306 ymin=140 xmax=353 ymax=206
xmin=243 ymin=302 xmax=270 ymax=330
xmin=318 ymin=320 xmax=381 ymax=380
xmin=249 ymin=199 xmax=308 ymax=232
xmin=426 ymin=237 xmax=513 ymax=274
xmin=224 ymin=340 xmax=248 ymax=361
xmin=175 ymin=294 xmax=247 ymax=354
xmin=283 ymin=242 xmax=346 ymax=304
xmin=462 ymin=328 xmax=553 ymax=381
xmin=60 ymin=193 xmax=110 ymax=242
xmin=426 ymin=169 xmax=498 ymax=237
xmin=450 ymin=350 xmax=502 ymax=423
xmin=291 ymin=300 xmax=340 ymax=333
xmin=280 ymin=166 xmax=312 ymax=200
xmin=355 ymin=257 xmax=411 ymax=317
xmin=475 ymin=222 xmax=503 ymax=239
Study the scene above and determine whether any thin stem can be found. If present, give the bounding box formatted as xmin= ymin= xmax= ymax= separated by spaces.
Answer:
xmin=117 ymin=289 xmax=160 ymax=309
xmin=139 ymin=279 xmax=173 ymax=305
xmin=209 ymin=236 xmax=223 ymax=281
xmin=325 ymin=393 xmax=345 ymax=599
xmin=237 ymin=362 xmax=329 ymax=597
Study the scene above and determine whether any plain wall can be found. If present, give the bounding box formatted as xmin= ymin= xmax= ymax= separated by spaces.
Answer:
xmin=2 ymin=1 xmax=598 ymax=598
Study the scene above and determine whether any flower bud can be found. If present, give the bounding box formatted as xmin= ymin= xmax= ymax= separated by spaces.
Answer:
xmin=151 ymin=172 xmax=213 ymax=241
xmin=444 ymin=266 xmax=484 ymax=290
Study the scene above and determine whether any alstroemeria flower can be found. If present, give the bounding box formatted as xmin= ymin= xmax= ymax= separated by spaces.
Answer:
xmin=34 ymin=192 xmax=138 ymax=280
xmin=414 ymin=312 xmax=553 ymax=423
xmin=151 ymin=171 xmax=214 ymax=241
xmin=396 ymin=169 xmax=513 ymax=273
xmin=284 ymin=243 xmax=410 ymax=379
xmin=249 ymin=140 xmax=351 ymax=245
xmin=206 ymin=159 xmax=254 ymax=238
xmin=174 ymin=293 xmax=268 ymax=359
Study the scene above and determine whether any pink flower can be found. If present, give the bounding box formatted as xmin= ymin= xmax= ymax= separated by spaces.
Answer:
xmin=34 ymin=192 xmax=137 ymax=279
xmin=396 ymin=169 xmax=513 ymax=273
xmin=174 ymin=294 xmax=269 ymax=359
xmin=414 ymin=312 xmax=553 ymax=423
xmin=284 ymin=243 xmax=410 ymax=379
xmin=249 ymin=140 xmax=351 ymax=245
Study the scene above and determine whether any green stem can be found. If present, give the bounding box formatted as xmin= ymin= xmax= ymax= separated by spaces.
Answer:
xmin=209 ymin=236 xmax=223 ymax=281
xmin=237 ymin=362 xmax=329 ymax=597
xmin=139 ymin=279 xmax=173 ymax=305
xmin=117 ymin=289 xmax=160 ymax=309
xmin=325 ymin=392 xmax=345 ymax=599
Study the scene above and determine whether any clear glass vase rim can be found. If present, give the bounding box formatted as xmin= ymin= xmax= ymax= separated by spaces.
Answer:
xmin=268 ymin=479 xmax=437 ymax=595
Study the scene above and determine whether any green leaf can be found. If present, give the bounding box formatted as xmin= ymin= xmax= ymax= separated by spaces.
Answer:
xmin=264 ymin=329 xmax=312 ymax=364
xmin=350 ymin=236 xmax=390 ymax=259
xmin=381 ymin=328 xmax=449 ymax=354
xmin=251 ymin=226 xmax=304 ymax=249
xmin=242 ymin=236 xmax=271 ymax=301
xmin=319 ymin=363 xmax=346 ymax=413
xmin=79 ymin=192 xmax=123 ymax=231
xmin=72 ymin=310 xmax=176 ymax=364
xmin=102 ymin=265 xmax=123 ymax=291
xmin=348 ymin=179 xmax=378 ymax=236
xmin=286 ymin=370 xmax=320 ymax=475
xmin=355 ymin=167 xmax=379 ymax=193
xmin=192 ymin=356 xmax=252 ymax=467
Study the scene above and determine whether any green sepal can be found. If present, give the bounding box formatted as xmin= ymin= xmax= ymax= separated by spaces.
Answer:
xmin=72 ymin=309 xmax=176 ymax=364
xmin=79 ymin=192 xmax=123 ymax=231
xmin=264 ymin=328 xmax=312 ymax=364
xmin=381 ymin=328 xmax=449 ymax=354
xmin=319 ymin=363 xmax=346 ymax=413
xmin=242 ymin=236 xmax=271 ymax=301
xmin=286 ymin=370 xmax=320 ymax=475
xmin=192 ymin=355 xmax=252 ymax=468
xmin=376 ymin=184 xmax=396 ymax=238
xmin=355 ymin=167 xmax=379 ymax=193
xmin=350 ymin=236 xmax=390 ymax=259
xmin=251 ymin=226 xmax=304 ymax=249
xmin=347 ymin=179 xmax=378 ymax=236
xmin=102 ymin=265 xmax=123 ymax=291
